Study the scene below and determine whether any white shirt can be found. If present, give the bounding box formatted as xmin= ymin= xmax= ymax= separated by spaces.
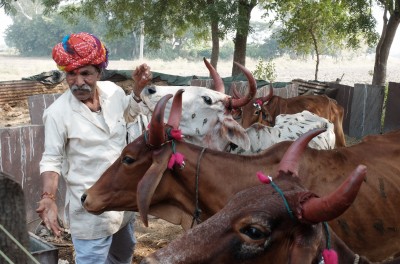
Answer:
xmin=40 ymin=81 xmax=142 ymax=239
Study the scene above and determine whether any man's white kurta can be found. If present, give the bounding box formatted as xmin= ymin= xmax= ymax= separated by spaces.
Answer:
xmin=40 ymin=81 xmax=142 ymax=239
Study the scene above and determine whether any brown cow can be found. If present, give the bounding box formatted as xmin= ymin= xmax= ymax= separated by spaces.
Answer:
xmin=141 ymin=167 xmax=400 ymax=264
xmin=236 ymin=85 xmax=346 ymax=147
xmin=82 ymin=92 xmax=400 ymax=261
xmin=140 ymin=160 xmax=371 ymax=263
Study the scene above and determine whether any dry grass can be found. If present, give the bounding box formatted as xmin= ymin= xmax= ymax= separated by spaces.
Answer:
xmin=1 ymin=54 xmax=400 ymax=85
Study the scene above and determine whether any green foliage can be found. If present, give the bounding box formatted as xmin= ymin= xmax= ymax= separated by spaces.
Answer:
xmin=252 ymin=58 xmax=277 ymax=82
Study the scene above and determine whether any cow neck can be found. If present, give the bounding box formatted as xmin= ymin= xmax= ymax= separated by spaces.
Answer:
xmin=169 ymin=141 xmax=289 ymax=224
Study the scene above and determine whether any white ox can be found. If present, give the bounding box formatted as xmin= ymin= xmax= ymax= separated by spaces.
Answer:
xmin=139 ymin=58 xmax=257 ymax=151
xmin=230 ymin=110 xmax=336 ymax=154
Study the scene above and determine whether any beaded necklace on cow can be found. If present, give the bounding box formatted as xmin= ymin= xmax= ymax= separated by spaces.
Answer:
xmin=257 ymin=172 xmax=339 ymax=264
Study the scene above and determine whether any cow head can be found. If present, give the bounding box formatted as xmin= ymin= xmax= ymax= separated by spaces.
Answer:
xmin=140 ymin=58 xmax=256 ymax=151
xmin=140 ymin=147 xmax=367 ymax=264
xmin=234 ymin=84 xmax=274 ymax=128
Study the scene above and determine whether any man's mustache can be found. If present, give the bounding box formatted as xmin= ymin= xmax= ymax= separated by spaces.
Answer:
xmin=71 ymin=84 xmax=92 ymax=93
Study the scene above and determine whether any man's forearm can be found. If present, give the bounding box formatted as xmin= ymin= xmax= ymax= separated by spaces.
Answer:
xmin=40 ymin=171 xmax=60 ymax=200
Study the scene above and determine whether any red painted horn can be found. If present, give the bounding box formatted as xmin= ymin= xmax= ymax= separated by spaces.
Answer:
xmin=203 ymin=57 xmax=225 ymax=93
xmin=167 ymin=89 xmax=184 ymax=129
xmin=229 ymin=62 xmax=257 ymax=109
xmin=148 ymin=94 xmax=173 ymax=146
xmin=277 ymin=128 xmax=326 ymax=177
xmin=301 ymin=165 xmax=367 ymax=223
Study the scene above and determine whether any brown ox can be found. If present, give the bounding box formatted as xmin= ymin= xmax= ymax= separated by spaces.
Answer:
xmin=82 ymin=92 xmax=400 ymax=261
xmin=141 ymin=159 xmax=371 ymax=263
xmin=141 ymin=167 xmax=400 ymax=264
xmin=236 ymin=85 xmax=346 ymax=147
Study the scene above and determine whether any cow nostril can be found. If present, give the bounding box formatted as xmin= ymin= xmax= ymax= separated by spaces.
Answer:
xmin=81 ymin=193 xmax=87 ymax=204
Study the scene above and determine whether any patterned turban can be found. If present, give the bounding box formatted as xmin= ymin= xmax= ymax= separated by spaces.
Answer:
xmin=52 ymin=32 xmax=109 ymax=72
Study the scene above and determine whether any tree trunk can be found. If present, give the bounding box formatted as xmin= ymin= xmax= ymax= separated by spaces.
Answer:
xmin=210 ymin=18 xmax=220 ymax=73
xmin=0 ymin=172 xmax=30 ymax=263
xmin=310 ymin=29 xmax=320 ymax=81
xmin=372 ymin=6 xmax=400 ymax=86
xmin=232 ymin=0 xmax=256 ymax=76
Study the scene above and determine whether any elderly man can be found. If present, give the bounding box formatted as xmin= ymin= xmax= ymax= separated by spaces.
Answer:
xmin=35 ymin=32 xmax=151 ymax=263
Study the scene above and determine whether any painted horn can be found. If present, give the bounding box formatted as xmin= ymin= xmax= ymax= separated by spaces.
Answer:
xmin=301 ymin=165 xmax=367 ymax=223
xmin=203 ymin=57 xmax=225 ymax=93
xmin=261 ymin=83 xmax=274 ymax=103
xmin=148 ymin=94 xmax=173 ymax=146
xmin=229 ymin=62 xmax=257 ymax=109
xmin=277 ymin=128 xmax=326 ymax=177
xmin=167 ymin=89 xmax=184 ymax=129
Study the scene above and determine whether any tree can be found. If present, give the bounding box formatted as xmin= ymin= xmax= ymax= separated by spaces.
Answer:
xmin=40 ymin=0 xmax=263 ymax=75
xmin=373 ymin=0 xmax=400 ymax=86
xmin=261 ymin=0 xmax=378 ymax=81
xmin=232 ymin=0 xmax=257 ymax=75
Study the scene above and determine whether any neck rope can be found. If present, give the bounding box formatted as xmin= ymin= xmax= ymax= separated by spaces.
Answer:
xmin=190 ymin=147 xmax=206 ymax=228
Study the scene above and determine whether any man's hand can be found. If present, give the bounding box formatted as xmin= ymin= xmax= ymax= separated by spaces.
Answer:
xmin=132 ymin=63 xmax=152 ymax=97
xmin=36 ymin=199 xmax=63 ymax=237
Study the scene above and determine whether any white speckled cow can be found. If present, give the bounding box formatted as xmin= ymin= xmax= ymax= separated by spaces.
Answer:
xmin=140 ymin=58 xmax=257 ymax=151
xmin=230 ymin=110 xmax=336 ymax=154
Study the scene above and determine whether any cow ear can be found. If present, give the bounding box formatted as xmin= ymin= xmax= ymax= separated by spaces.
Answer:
xmin=137 ymin=147 xmax=172 ymax=227
xmin=221 ymin=118 xmax=250 ymax=150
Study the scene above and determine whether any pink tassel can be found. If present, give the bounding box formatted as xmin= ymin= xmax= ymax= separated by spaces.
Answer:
xmin=168 ymin=154 xmax=176 ymax=169
xmin=168 ymin=152 xmax=185 ymax=169
xmin=255 ymin=99 xmax=263 ymax=106
xmin=170 ymin=129 xmax=183 ymax=140
xmin=322 ymin=249 xmax=338 ymax=264
xmin=257 ymin=171 xmax=271 ymax=184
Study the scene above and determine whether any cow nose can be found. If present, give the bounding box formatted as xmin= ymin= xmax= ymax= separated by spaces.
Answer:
xmin=81 ymin=193 xmax=87 ymax=205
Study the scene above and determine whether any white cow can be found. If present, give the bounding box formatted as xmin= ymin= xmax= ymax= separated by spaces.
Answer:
xmin=229 ymin=110 xmax=336 ymax=155
xmin=138 ymin=58 xmax=257 ymax=152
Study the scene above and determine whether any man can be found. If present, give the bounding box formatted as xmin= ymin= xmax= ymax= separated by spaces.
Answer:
xmin=36 ymin=32 xmax=151 ymax=263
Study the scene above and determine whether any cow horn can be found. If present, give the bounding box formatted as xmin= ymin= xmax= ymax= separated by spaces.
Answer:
xmin=148 ymin=94 xmax=173 ymax=146
xmin=231 ymin=84 xmax=241 ymax=99
xmin=230 ymin=62 xmax=257 ymax=109
xmin=167 ymin=89 xmax=184 ymax=129
xmin=301 ymin=165 xmax=367 ymax=223
xmin=261 ymin=83 xmax=274 ymax=103
xmin=277 ymin=128 xmax=326 ymax=177
xmin=203 ymin=57 xmax=225 ymax=93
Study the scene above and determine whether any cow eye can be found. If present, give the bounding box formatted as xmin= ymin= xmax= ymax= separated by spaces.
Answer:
xmin=202 ymin=96 xmax=212 ymax=105
xmin=240 ymin=226 xmax=269 ymax=240
xmin=254 ymin=110 xmax=260 ymax=115
xmin=122 ymin=156 xmax=135 ymax=164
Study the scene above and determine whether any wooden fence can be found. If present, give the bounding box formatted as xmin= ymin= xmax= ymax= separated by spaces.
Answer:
xmin=1 ymin=79 xmax=400 ymax=233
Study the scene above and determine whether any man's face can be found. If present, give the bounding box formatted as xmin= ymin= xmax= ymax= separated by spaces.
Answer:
xmin=66 ymin=65 xmax=101 ymax=101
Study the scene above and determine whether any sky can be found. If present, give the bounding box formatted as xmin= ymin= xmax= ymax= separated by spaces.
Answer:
xmin=1 ymin=5 xmax=399 ymax=56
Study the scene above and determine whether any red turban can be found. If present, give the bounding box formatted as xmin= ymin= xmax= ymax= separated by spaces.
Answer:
xmin=52 ymin=32 xmax=108 ymax=72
